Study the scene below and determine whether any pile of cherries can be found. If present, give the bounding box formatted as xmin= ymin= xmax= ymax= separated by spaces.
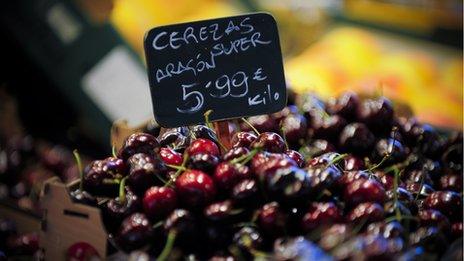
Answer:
xmin=0 ymin=135 xmax=88 ymax=213
xmin=0 ymin=217 xmax=39 ymax=260
xmin=70 ymin=92 xmax=462 ymax=260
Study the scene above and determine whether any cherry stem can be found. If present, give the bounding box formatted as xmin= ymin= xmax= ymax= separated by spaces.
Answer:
xmin=166 ymin=164 xmax=186 ymax=171
xmin=384 ymin=215 xmax=419 ymax=223
xmin=230 ymin=149 xmax=259 ymax=165
xmin=241 ymin=117 xmax=260 ymax=135
xmin=118 ymin=177 xmax=128 ymax=204
xmin=102 ymin=179 xmax=120 ymax=185
xmin=112 ymin=145 xmax=117 ymax=158
xmin=367 ymin=153 xmax=390 ymax=173
xmin=392 ymin=167 xmax=402 ymax=221
xmin=204 ymin=110 xmax=214 ymax=130
xmin=73 ymin=150 xmax=84 ymax=191
xmin=328 ymin=153 xmax=348 ymax=166
xmin=279 ymin=123 xmax=289 ymax=150
xmin=157 ymin=230 xmax=177 ymax=261
xmin=165 ymin=153 xmax=189 ymax=187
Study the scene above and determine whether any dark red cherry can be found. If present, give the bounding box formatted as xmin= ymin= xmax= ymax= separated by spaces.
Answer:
xmin=386 ymin=187 xmax=416 ymax=213
xmin=285 ymin=150 xmax=305 ymax=168
xmin=223 ymin=147 xmax=249 ymax=161
xmin=357 ymin=97 xmax=394 ymax=133
xmin=175 ymin=170 xmax=216 ymax=208
xmin=82 ymin=160 xmax=118 ymax=197
xmin=409 ymin=226 xmax=448 ymax=254
xmin=319 ymin=224 xmax=352 ymax=251
xmin=159 ymin=147 xmax=182 ymax=166
xmin=326 ymin=91 xmax=360 ymax=120
xmin=306 ymin=152 xmax=340 ymax=167
xmin=6 ymin=232 xmax=39 ymax=255
xmin=418 ymin=209 xmax=450 ymax=231
xmin=103 ymin=187 xmax=142 ymax=233
xmin=251 ymin=152 xmax=297 ymax=178
xmin=143 ymin=186 xmax=177 ymax=221
xmin=231 ymin=132 xmax=257 ymax=149
xmin=281 ymin=114 xmax=307 ymax=146
xmin=115 ymin=213 xmax=152 ymax=252
xmin=301 ymin=139 xmax=336 ymax=158
xmin=103 ymin=157 xmax=127 ymax=176
xmin=164 ymin=209 xmax=198 ymax=245
xmin=241 ymin=115 xmax=277 ymax=133
xmin=301 ymin=202 xmax=342 ymax=232
xmin=344 ymin=178 xmax=386 ymax=206
xmin=366 ymin=221 xmax=404 ymax=239
xmin=188 ymin=153 xmax=219 ymax=174
xmin=158 ymin=129 xmax=190 ymax=151
xmin=230 ymin=179 xmax=260 ymax=207
xmin=67 ymin=242 xmax=100 ymax=261
xmin=347 ymin=202 xmax=384 ymax=224
xmin=187 ymin=138 xmax=220 ymax=157
xmin=424 ymin=191 xmax=462 ymax=221
xmin=405 ymin=182 xmax=435 ymax=199
xmin=191 ymin=125 xmax=219 ymax=144
xmin=213 ymin=162 xmax=241 ymax=191
xmin=339 ymin=123 xmax=375 ymax=155
xmin=203 ymin=200 xmax=239 ymax=223
xmin=251 ymin=132 xmax=286 ymax=153
xmin=311 ymin=115 xmax=347 ymax=141
xmin=372 ymin=171 xmax=402 ymax=190
xmin=343 ymin=155 xmax=365 ymax=171
xmin=296 ymin=93 xmax=326 ymax=125
xmin=118 ymin=133 xmax=160 ymax=160
xmin=127 ymin=153 xmax=167 ymax=195
xmin=439 ymin=174 xmax=462 ymax=192
xmin=404 ymin=170 xmax=434 ymax=187
xmin=451 ymin=222 xmax=463 ymax=239
xmin=335 ymin=170 xmax=369 ymax=191
xmin=257 ymin=202 xmax=286 ymax=237
xmin=397 ymin=117 xmax=422 ymax=145
xmin=266 ymin=167 xmax=314 ymax=205
xmin=373 ymin=138 xmax=407 ymax=165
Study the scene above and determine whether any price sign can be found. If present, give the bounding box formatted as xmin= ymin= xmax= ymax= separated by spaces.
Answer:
xmin=144 ymin=13 xmax=286 ymax=127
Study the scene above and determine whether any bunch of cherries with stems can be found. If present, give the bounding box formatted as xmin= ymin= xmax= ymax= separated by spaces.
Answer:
xmin=68 ymin=91 xmax=462 ymax=260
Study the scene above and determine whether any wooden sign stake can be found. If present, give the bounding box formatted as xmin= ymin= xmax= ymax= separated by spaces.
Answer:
xmin=213 ymin=121 xmax=231 ymax=153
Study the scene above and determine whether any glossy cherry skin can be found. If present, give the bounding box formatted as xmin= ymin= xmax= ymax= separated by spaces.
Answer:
xmin=439 ymin=174 xmax=462 ymax=192
xmin=82 ymin=160 xmax=118 ymax=197
xmin=311 ymin=115 xmax=347 ymax=141
xmin=6 ymin=232 xmax=39 ymax=255
xmin=281 ymin=113 xmax=307 ymax=146
xmin=347 ymin=202 xmax=384 ymax=224
xmin=213 ymin=162 xmax=241 ymax=191
xmin=251 ymin=152 xmax=297 ymax=178
xmin=143 ymin=186 xmax=177 ymax=221
xmin=285 ymin=150 xmax=305 ymax=168
xmin=366 ymin=221 xmax=404 ymax=239
xmin=67 ymin=242 xmax=100 ymax=261
xmin=230 ymin=179 xmax=260 ymax=207
xmin=231 ymin=132 xmax=257 ymax=149
xmin=305 ymin=165 xmax=342 ymax=195
xmin=266 ymin=167 xmax=316 ymax=205
xmin=103 ymin=187 xmax=142 ymax=233
xmin=115 ymin=213 xmax=152 ymax=252
xmin=175 ymin=170 xmax=216 ymax=208
xmin=344 ymin=178 xmax=386 ymax=206
xmin=272 ymin=105 xmax=299 ymax=122
xmin=127 ymin=153 xmax=167 ymax=195
xmin=451 ymin=222 xmax=463 ymax=239
xmin=373 ymin=138 xmax=407 ymax=165
xmin=418 ymin=209 xmax=450 ymax=231
xmin=203 ymin=200 xmax=240 ymax=224
xmin=187 ymin=138 xmax=220 ymax=157
xmin=163 ymin=209 xmax=198 ymax=247
xmin=188 ymin=153 xmax=219 ymax=174
xmin=223 ymin=147 xmax=249 ymax=161
xmin=191 ymin=125 xmax=219 ymax=144
xmin=159 ymin=147 xmax=183 ymax=166
xmin=319 ymin=224 xmax=352 ymax=251
xmin=257 ymin=202 xmax=286 ymax=237
xmin=343 ymin=155 xmax=365 ymax=171
xmin=251 ymin=132 xmax=286 ymax=153
xmin=424 ymin=191 xmax=462 ymax=221
xmin=339 ymin=123 xmax=375 ymax=155
xmin=301 ymin=139 xmax=336 ymax=158
xmin=118 ymin=133 xmax=160 ymax=160
xmin=326 ymin=91 xmax=360 ymax=120
xmin=103 ymin=157 xmax=127 ymax=176
xmin=301 ymin=202 xmax=342 ymax=232
xmin=158 ymin=129 xmax=190 ymax=151
xmin=357 ymin=97 xmax=394 ymax=133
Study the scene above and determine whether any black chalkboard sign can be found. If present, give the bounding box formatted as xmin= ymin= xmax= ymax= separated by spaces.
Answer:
xmin=144 ymin=13 xmax=286 ymax=127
